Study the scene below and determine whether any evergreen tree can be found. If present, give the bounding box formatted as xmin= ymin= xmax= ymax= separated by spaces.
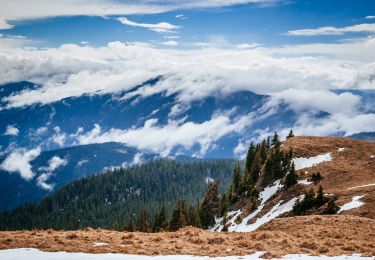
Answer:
xmin=284 ymin=162 xmax=298 ymax=188
xmin=259 ymin=139 xmax=268 ymax=164
xmin=250 ymin=152 xmax=261 ymax=185
xmin=137 ymin=208 xmax=149 ymax=232
xmin=316 ymin=185 xmax=325 ymax=207
xmin=199 ymin=181 xmax=220 ymax=229
xmin=287 ymin=129 xmax=294 ymax=139
xmin=186 ymin=205 xmax=201 ymax=228
xmin=124 ymin=219 xmax=135 ymax=232
xmin=169 ymin=200 xmax=187 ymax=231
xmin=271 ymin=131 xmax=280 ymax=147
xmin=231 ymin=162 xmax=242 ymax=196
xmin=245 ymin=143 xmax=256 ymax=177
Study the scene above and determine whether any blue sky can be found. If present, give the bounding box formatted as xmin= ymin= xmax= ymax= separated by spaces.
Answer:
xmin=2 ymin=0 xmax=375 ymax=48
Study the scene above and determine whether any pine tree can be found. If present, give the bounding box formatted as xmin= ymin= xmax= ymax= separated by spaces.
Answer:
xmin=250 ymin=152 xmax=261 ymax=185
xmin=137 ymin=209 xmax=149 ymax=232
xmin=124 ymin=219 xmax=135 ymax=232
xmin=315 ymin=185 xmax=325 ymax=207
xmin=231 ymin=162 xmax=242 ymax=196
xmin=287 ymin=129 xmax=294 ymax=139
xmin=169 ymin=200 xmax=187 ymax=231
xmin=245 ymin=143 xmax=256 ymax=178
xmin=259 ymin=139 xmax=268 ymax=164
xmin=284 ymin=162 xmax=298 ymax=188
xmin=199 ymin=181 xmax=220 ymax=229
xmin=271 ymin=131 xmax=280 ymax=147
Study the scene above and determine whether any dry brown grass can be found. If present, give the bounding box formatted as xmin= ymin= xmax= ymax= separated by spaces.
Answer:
xmin=282 ymin=136 xmax=375 ymax=219
xmin=0 ymin=215 xmax=374 ymax=257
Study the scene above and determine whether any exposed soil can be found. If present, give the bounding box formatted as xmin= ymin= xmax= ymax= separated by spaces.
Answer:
xmin=0 ymin=215 xmax=374 ymax=258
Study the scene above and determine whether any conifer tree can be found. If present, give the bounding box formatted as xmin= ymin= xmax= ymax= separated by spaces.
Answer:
xmin=222 ymin=212 xmax=228 ymax=232
xmin=271 ymin=131 xmax=280 ymax=147
xmin=137 ymin=208 xmax=149 ymax=232
xmin=169 ymin=200 xmax=187 ymax=231
xmin=315 ymin=185 xmax=325 ymax=207
xmin=231 ymin=162 xmax=242 ymax=196
xmin=199 ymin=181 xmax=220 ymax=229
xmin=124 ymin=219 xmax=135 ymax=232
xmin=284 ymin=162 xmax=298 ymax=188
xmin=250 ymin=152 xmax=261 ymax=185
xmin=245 ymin=143 xmax=256 ymax=177
xmin=259 ymin=139 xmax=268 ymax=164
xmin=287 ymin=129 xmax=294 ymax=139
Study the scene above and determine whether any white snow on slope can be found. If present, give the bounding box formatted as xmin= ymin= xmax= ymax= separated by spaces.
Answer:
xmin=229 ymin=180 xmax=284 ymax=232
xmin=298 ymin=179 xmax=313 ymax=185
xmin=347 ymin=183 xmax=375 ymax=190
xmin=293 ymin=153 xmax=332 ymax=170
xmin=233 ymin=195 xmax=304 ymax=232
xmin=0 ymin=248 xmax=372 ymax=260
xmin=212 ymin=180 xmax=283 ymax=232
xmin=337 ymin=148 xmax=345 ymax=152
xmin=338 ymin=195 xmax=365 ymax=213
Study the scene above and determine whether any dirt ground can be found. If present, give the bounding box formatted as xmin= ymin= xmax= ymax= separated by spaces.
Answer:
xmin=0 ymin=215 xmax=374 ymax=258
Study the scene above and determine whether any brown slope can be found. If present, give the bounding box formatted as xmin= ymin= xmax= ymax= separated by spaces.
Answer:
xmin=0 ymin=215 xmax=374 ymax=257
xmin=282 ymin=136 xmax=375 ymax=219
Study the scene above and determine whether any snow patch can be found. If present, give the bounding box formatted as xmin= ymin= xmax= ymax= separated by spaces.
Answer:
xmin=298 ymin=179 xmax=313 ymax=185
xmin=348 ymin=183 xmax=375 ymax=190
xmin=93 ymin=242 xmax=109 ymax=247
xmin=293 ymin=153 xmax=332 ymax=170
xmin=0 ymin=248 xmax=372 ymax=260
xmin=337 ymin=148 xmax=345 ymax=152
xmin=338 ymin=195 xmax=365 ymax=213
xmin=228 ymin=180 xmax=284 ymax=232
xmin=233 ymin=195 xmax=304 ymax=232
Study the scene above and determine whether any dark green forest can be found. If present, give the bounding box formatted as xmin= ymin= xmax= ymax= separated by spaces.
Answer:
xmin=0 ymin=159 xmax=236 ymax=230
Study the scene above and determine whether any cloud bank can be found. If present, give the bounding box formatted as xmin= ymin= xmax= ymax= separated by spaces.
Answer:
xmin=287 ymin=23 xmax=375 ymax=36
xmin=0 ymin=0 xmax=279 ymax=29
xmin=0 ymin=147 xmax=41 ymax=180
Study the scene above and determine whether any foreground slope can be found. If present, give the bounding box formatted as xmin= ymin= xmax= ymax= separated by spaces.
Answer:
xmin=0 ymin=215 xmax=374 ymax=258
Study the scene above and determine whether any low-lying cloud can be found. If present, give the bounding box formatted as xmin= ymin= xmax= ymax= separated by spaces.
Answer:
xmin=0 ymin=147 xmax=41 ymax=180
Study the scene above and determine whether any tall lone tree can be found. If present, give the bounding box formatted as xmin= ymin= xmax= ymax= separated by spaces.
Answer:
xmin=199 ymin=181 xmax=221 ymax=229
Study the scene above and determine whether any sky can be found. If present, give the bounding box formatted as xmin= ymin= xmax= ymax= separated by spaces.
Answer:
xmin=1 ymin=0 xmax=375 ymax=48
xmin=1 ymin=0 xmax=375 ymax=173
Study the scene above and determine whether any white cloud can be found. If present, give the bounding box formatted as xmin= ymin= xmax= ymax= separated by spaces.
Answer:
xmin=159 ymin=40 xmax=178 ymax=46
xmin=236 ymin=43 xmax=262 ymax=49
xmin=117 ymin=17 xmax=180 ymax=33
xmin=366 ymin=16 xmax=375 ymax=19
xmin=37 ymin=155 xmax=67 ymax=190
xmin=0 ymin=0 xmax=279 ymax=29
xmin=0 ymin=147 xmax=41 ymax=180
xmin=77 ymin=112 xmax=253 ymax=156
xmin=287 ymin=23 xmax=375 ymax=36
xmin=4 ymin=125 xmax=19 ymax=136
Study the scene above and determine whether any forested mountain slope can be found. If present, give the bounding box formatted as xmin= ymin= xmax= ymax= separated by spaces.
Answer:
xmin=0 ymin=159 xmax=235 ymax=230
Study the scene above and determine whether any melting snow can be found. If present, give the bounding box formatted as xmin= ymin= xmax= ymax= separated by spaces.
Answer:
xmin=293 ymin=153 xmax=332 ymax=170
xmin=93 ymin=242 xmax=109 ymax=247
xmin=338 ymin=195 xmax=365 ymax=213
xmin=0 ymin=248 xmax=371 ymax=260
xmin=298 ymin=179 xmax=313 ymax=185
xmin=347 ymin=183 xmax=375 ymax=190
xmin=233 ymin=195 xmax=304 ymax=232
xmin=212 ymin=180 xmax=283 ymax=232
xmin=337 ymin=148 xmax=345 ymax=152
